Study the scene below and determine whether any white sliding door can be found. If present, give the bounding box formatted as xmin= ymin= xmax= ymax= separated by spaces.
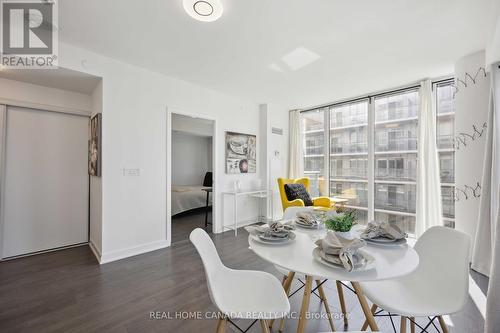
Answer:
xmin=2 ymin=106 xmax=89 ymax=258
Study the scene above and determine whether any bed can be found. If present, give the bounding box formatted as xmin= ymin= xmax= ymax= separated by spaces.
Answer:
xmin=171 ymin=185 xmax=212 ymax=216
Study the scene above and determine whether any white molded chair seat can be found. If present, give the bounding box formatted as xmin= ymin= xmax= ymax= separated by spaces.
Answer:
xmin=359 ymin=226 xmax=471 ymax=318
xmin=190 ymin=228 xmax=290 ymax=320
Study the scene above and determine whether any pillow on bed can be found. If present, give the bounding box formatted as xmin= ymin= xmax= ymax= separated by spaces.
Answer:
xmin=284 ymin=183 xmax=313 ymax=206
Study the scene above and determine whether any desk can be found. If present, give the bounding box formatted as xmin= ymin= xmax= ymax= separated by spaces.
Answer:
xmin=222 ymin=189 xmax=272 ymax=236
xmin=201 ymin=187 xmax=212 ymax=228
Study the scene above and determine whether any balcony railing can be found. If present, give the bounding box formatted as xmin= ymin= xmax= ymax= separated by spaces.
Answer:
xmin=375 ymin=138 xmax=417 ymax=152
xmin=375 ymin=168 xmax=416 ymax=181
xmin=331 ymin=143 xmax=368 ymax=154
xmin=375 ymin=106 xmax=418 ymax=123
xmin=437 ymin=134 xmax=454 ymax=149
xmin=330 ymin=167 xmax=367 ymax=179
xmin=331 ymin=116 xmax=367 ymax=128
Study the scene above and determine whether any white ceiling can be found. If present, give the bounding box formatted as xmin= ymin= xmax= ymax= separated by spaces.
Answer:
xmin=0 ymin=68 xmax=101 ymax=94
xmin=59 ymin=0 xmax=495 ymax=109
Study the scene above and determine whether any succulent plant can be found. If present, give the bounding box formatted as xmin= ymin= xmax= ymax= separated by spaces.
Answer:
xmin=325 ymin=210 xmax=357 ymax=232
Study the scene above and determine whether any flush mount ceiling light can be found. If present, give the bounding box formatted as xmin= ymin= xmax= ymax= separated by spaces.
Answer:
xmin=183 ymin=0 xmax=223 ymax=22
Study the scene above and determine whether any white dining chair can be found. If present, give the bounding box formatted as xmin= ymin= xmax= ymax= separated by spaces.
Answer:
xmin=269 ymin=206 xmax=348 ymax=332
xmin=359 ymin=226 xmax=471 ymax=333
xmin=190 ymin=228 xmax=290 ymax=333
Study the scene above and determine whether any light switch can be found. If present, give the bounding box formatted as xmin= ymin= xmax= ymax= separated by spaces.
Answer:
xmin=123 ymin=168 xmax=140 ymax=176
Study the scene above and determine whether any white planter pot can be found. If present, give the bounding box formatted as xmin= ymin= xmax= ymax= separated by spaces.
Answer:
xmin=335 ymin=230 xmax=354 ymax=239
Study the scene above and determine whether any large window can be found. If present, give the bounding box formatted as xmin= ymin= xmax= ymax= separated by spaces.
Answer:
xmin=374 ymin=89 xmax=418 ymax=234
xmin=329 ymin=100 xmax=369 ymax=224
xmin=301 ymin=80 xmax=455 ymax=235
xmin=436 ymin=81 xmax=455 ymax=227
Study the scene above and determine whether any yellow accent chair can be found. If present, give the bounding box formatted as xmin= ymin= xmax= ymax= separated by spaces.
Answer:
xmin=277 ymin=177 xmax=332 ymax=212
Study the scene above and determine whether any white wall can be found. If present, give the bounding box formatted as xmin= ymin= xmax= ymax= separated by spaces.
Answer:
xmin=0 ymin=77 xmax=92 ymax=114
xmin=172 ymin=115 xmax=213 ymax=137
xmin=58 ymin=42 xmax=263 ymax=263
xmin=259 ymin=103 xmax=289 ymax=220
xmin=454 ymin=51 xmax=490 ymax=245
xmin=172 ymin=131 xmax=212 ymax=186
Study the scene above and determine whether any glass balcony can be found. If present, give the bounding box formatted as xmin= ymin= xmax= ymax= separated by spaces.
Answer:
xmin=330 ymin=102 xmax=368 ymax=129
xmin=439 ymin=152 xmax=455 ymax=183
xmin=330 ymin=181 xmax=368 ymax=207
xmin=375 ymin=153 xmax=417 ymax=182
xmin=375 ymin=183 xmax=416 ymax=213
xmin=441 ymin=186 xmax=455 ymax=218
xmin=375 ymin=121 xmax=418 ymax=152
xmin=302 ymin=109 xmax=326 ymax=132
xmin=437 ymin=134 xmax=454 ymax=150
xmin=330 ymin=127 xmax=367 ymax=154
xmin=374 ymin=90 xmax=419 ymax=123
xmin=330 ymin=158 xmax=367 ymax=180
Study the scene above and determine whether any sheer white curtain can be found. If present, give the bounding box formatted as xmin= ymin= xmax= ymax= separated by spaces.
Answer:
xmin=471 ymin=63 xmax=500 ymax=333
xmin=416 ymin=79 xmax=443 ymax=237
xmin=288 ymin=110 xmax=303 ymax=178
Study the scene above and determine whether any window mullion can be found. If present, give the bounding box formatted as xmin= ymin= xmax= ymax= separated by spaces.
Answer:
xmin=367 ymin=97 xmax=375 ymax=222
xmin=324 ymin=108 xmax=330 ymax=197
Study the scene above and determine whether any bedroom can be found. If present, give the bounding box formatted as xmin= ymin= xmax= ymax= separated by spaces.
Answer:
xmin=171 ymin=113 xmax=214 ymax=243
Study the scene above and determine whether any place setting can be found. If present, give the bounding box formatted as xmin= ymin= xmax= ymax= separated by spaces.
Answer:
xmin=293 ymin=211 xmax=325 ymax=229
xmin=360 ymin=220 xmax=408 ymax=246
xmin=245 ymin=221 xmax=296 ymax=245
xmin=313 ymin=231 xmax=375 ymax=272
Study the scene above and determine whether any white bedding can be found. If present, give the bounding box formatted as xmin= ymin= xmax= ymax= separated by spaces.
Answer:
xmin=171 ymin=185 xmax=212 ymax=216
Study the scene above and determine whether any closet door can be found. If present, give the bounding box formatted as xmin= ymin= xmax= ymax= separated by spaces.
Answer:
xmin=2 ymin=106 xmax=89 ymax=258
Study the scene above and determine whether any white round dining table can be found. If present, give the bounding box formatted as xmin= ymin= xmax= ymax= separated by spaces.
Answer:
xmin=248 ymin=226 xmax=420 ymax=333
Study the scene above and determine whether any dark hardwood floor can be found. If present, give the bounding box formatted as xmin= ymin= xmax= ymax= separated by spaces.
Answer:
xmin=0 ymin=213 xmax=488 ymax=333
xmin=171 ymin=208 xmax=212 ymax=244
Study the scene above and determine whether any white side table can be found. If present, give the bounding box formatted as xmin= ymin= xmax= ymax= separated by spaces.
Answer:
xmin=222 ymin=189 xmax=273 ymax=236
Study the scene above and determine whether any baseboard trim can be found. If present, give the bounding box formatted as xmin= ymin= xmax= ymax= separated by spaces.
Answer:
xmin=88 ymin=241 xmax=102 ymax=264
xmin=99 ymin=239 xmax=169 ymax=265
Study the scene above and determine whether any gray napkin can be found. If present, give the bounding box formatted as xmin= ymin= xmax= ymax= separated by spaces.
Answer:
xmin=315 ymin=231 xmax=366 ymax=272
xmin=296 ymin=212 xmax=320 ymax=226
xmin=361 ymin=220 xmax=407 ymax=240
xmin=246 ymin=221 xmax=294 ymax=238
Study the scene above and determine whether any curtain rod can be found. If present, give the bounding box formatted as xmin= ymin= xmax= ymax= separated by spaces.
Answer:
xmin=296 ymin=76 xmax=454 ymax=113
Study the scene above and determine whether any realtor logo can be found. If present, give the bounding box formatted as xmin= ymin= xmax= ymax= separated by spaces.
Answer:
xmin=1 ymin=0 xmax=58 ymax=68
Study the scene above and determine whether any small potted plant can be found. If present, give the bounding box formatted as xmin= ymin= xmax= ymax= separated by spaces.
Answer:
xmin=324 ymin=210 xmax=357 ymax=239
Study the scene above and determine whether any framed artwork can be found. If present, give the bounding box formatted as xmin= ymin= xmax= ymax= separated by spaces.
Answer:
xmin=225 ymin=131 xmax=256 ymax=174
xmin=88 ymin=113 xmax=102 ymax=177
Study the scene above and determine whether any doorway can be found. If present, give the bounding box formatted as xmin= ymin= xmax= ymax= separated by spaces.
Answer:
xmin=167 ymin=111 xmax=216 ymax=244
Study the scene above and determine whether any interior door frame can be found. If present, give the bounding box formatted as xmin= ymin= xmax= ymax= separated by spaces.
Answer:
xmin=0 ymin=104 xmax=90 ymax=260
xmin=166 ymin=106 xmax=217 ymax=246
xmin=0 ymin=104 xmax=6 ymax=259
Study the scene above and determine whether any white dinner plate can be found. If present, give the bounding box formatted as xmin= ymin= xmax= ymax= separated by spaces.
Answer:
xmin=251 ymin=233 xmax=296 ymax=245
xmin=312 ymin=248 xmax=376 ymax=271
xmin=363 ymin=237 xmax=407 ymax=246
xmin=294 ymin=220 xmax=320 ymax=229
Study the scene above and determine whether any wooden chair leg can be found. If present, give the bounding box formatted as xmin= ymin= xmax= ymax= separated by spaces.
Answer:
xmin=316 ymin=280 xmax=335 ymax=332
xmin=269 ymin=271 xmax=295 ymax=329
xmin=410 ymin=317 xmax=415 ymax=333
xmin=336 ymin=280 xmax=349 ymax=327
xmin=438 ymin=316 xmax=449 ymax=333
xmin=216 ymin=318 xmax=226 ymax=333
xmin=259 ymin=319 xmax=270 ymax=333
xmin=297 ymin=275 xmax=313 ymax=333
xmin=400 ymin=316 xmax=407 ymax=333
xmin=361 ymin=304 xmax=378 ymax=331
xmin=352 ymin=282 xmax=379 ymax=331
